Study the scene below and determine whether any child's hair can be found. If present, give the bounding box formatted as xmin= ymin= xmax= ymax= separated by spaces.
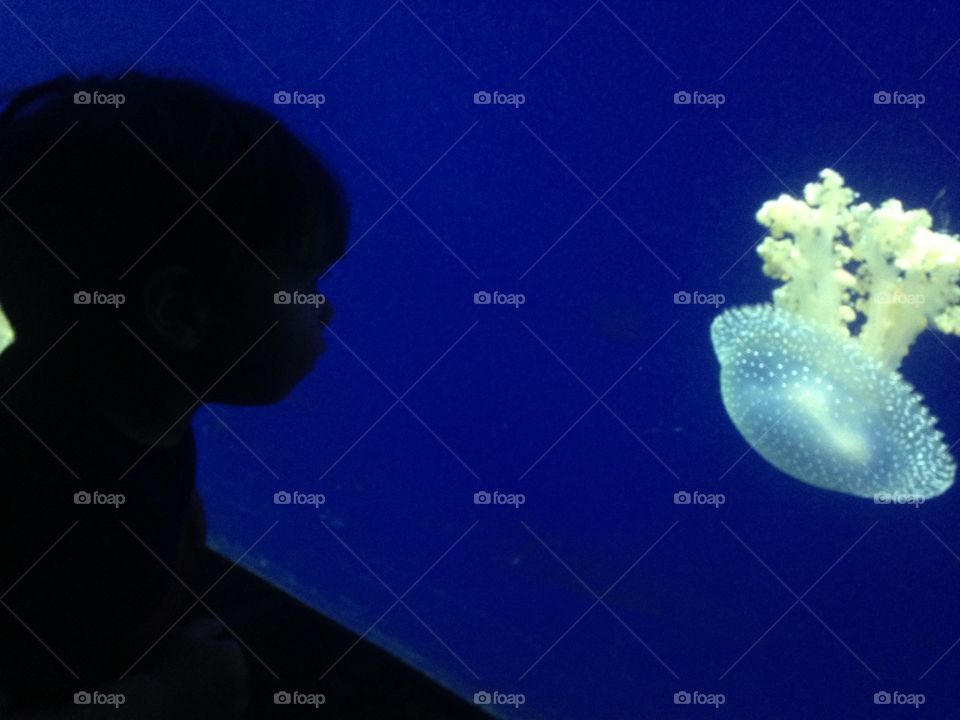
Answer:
xmin=0 ymin=72 xmax=349 ymax=332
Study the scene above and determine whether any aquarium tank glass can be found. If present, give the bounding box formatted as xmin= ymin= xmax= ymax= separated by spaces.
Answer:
xmin=1 ymin=2 xmax=960 ymax=718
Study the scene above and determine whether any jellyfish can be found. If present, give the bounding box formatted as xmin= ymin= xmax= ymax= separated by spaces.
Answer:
xmin=711 ymin=169 xmax=960 ymax=499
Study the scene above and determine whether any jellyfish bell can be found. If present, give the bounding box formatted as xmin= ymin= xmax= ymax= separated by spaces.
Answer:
xmin=712 ymin=304 xmax=955 ymax=499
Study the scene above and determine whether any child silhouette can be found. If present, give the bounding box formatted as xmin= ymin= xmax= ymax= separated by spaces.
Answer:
xmin=0 ymin=72 xmax=347 ymax=718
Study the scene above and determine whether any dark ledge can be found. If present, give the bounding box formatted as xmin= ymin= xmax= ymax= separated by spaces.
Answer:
xmin=197 ymin=547 xmax=494 ymax=719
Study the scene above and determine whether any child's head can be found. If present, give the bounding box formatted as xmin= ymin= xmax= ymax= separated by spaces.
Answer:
xmin=0 ymin=72 xmax=348 ymax=405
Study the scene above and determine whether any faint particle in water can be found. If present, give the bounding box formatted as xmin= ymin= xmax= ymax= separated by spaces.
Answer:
xmin=590 ymin=297 xmax=646 ymax=342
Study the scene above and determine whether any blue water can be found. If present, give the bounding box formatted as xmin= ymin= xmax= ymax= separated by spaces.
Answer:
xmin=6 ymin=2 xmax=960 ymax=717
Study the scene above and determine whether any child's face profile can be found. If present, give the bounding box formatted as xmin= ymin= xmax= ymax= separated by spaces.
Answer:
xmin=0 ymin=73 xmax=349 ymax=419
xmin=153 ymin=246 xmax=336 ymax=407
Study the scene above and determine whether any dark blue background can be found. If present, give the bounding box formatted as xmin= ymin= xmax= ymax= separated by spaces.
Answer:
xmin=4 ymin=2 xmax=960 ymax=718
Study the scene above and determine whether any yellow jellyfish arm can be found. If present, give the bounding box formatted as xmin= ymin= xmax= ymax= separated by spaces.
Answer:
xmin=0 ymin=304 xmax=14 ymax=356
xmin=755 ymin=169 xmax=960 ymax=369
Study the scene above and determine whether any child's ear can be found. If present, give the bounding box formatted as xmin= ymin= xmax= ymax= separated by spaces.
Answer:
xmin=142 ymin=265 xmax=212 ymax=352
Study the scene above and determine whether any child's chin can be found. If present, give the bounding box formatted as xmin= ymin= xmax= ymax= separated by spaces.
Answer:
xmin=215 ymin=353 xmax=317 ymax=405
xmin=267 ymin=365 xmax=318 ymax=403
